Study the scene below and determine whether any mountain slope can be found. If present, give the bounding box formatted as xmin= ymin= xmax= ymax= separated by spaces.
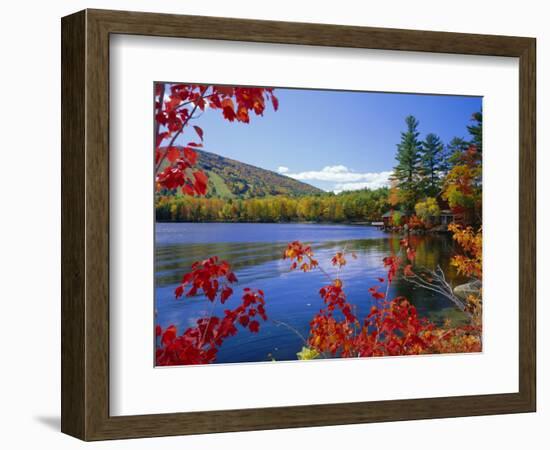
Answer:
xmin=192 ymin=149 xmax=323 ymax=199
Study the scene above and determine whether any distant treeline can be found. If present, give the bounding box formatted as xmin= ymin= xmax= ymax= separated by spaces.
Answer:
xmin=156 ymin=188 xmax=389 ymax=223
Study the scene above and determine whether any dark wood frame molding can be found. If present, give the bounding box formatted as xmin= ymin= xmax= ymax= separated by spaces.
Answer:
xmin=61 ymin=9 xmax=536 ymax=441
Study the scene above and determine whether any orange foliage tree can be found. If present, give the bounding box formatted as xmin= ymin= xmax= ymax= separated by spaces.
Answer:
xmin=448 ymin=223 xmax=483 ymax=322
xmin=448 ymin=223 xmax=482 ymax=280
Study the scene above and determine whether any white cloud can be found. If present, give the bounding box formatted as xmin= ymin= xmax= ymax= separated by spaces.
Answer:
xmin=333 ymin=177 xmax=391 ymax=193
xmin=286 ymin=165 xmax=358 ymax=181
xmin=285 ymin=165 xmax=392 ymax=192
xmin=277 ymin=166 xmax=289 ymax=174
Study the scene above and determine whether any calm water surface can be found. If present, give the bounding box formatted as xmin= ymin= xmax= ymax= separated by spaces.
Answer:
xmin=155 ymin=222 xmax=467 ymax=364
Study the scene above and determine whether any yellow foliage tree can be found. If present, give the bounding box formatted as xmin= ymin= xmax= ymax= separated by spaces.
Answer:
xmin=415 ymin=197 xmax=440 ymax=224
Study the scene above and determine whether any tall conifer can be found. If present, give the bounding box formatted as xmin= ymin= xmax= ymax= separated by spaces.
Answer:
xmin=393 ymin=115 xmax=422 ymax=213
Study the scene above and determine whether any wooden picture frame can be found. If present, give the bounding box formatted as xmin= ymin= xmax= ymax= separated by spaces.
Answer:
xmin=61 ymin=8 xmax=536 ymax=441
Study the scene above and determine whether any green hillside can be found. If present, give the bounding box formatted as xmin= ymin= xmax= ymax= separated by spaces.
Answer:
xmin=189 ymin=149 xmax=323 ymax=199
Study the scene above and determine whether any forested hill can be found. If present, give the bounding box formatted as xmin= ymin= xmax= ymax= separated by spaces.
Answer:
xmin=191 ymin=149 xmax=323 ymax=199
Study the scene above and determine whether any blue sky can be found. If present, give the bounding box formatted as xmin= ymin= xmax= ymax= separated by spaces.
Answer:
xmin=171 ymin=87 xmax=482 ymax=193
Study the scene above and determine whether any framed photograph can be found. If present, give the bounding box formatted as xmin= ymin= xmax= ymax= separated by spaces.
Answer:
xmin=61 ymin=9 xmax=536 ymax=441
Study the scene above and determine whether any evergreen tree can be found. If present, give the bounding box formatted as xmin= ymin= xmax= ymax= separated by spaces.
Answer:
xmin=446 ymin=136 xmax=470 ymax=167
xmin=467 ymin=111 xmax=482 ymax=152
xmin=393 ymin=115 xmax=422 ymax=213
xmin=420 ymin=133 xmax=445 ymax=196
xmin=448 ymin=136 xmax=469 ymax=152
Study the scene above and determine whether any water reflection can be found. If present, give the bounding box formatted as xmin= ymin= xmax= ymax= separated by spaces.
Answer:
xmin=155 ymin=223 xmax=469 ymax=364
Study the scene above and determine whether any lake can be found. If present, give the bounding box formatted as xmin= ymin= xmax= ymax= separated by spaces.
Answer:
xmin=155 ymin=222 xmax=468 ymax=364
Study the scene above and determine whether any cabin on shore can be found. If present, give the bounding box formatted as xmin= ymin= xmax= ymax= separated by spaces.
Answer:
xmin=436 ymin=192 xmax=475 ymax=226
xmin=380 ymin=195 xmax=458 ymax=230
xmin=381 ymin=211 xmax=394 ymax=228
xmin=439 ymin=209 xmax=455 ymax=225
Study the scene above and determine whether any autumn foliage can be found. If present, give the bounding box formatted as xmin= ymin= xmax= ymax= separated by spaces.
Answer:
xmin=284 ymin=238 xmax=481 ymax=360
xmin=448 ymin=223 xmax=483 ymax=323
xmin=283 ymin=241 xmax=319 ymax=272
xmin=155 ymin=83 xmax=482 ymax=366
xmin=157 ymin=228 xmax=482 ymax=365
xmin=442 ymin=144 xmax=482 ymax=222
xmin=156 ymin=258 xmax=268 ymax=366
xmin=448 ymin=223 xmax=482 ymax=280
xmin=174 ymin=256 xmax=237 ymax=302
xmin=155 ymin=83 xmax=277 ymax=366
xmin=155 ymin=83 xmax=278 ymax=195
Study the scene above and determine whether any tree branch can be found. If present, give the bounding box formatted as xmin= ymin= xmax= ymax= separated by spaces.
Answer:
xmin=404 ymin=265 xmax=472 ymax=318
xmin=154 ymin=83 xmax=165 ymax=147
xmin=155 ymin=88 xmax=210 ymax=175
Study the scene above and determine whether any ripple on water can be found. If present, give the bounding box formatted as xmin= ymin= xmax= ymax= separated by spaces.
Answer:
xmin=155 ymin=222 xmax=468 ymax=364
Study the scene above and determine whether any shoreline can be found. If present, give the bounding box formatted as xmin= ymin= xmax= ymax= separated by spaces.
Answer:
xmin=155 ymin=220 xmax=453 ymax=234
xmin=155 ymin=220 xmax=379 ymax=226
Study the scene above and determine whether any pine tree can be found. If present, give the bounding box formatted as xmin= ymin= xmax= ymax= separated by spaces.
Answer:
xmin=393 ymin=115 xmax=422 ymax=213
xmin=420 ymin=133 xmax=445 ymax=196
xmin=467 ymin=111 xmax=482 ymax=152
xmin=445 ymin=136 xmax=469 ymax=167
